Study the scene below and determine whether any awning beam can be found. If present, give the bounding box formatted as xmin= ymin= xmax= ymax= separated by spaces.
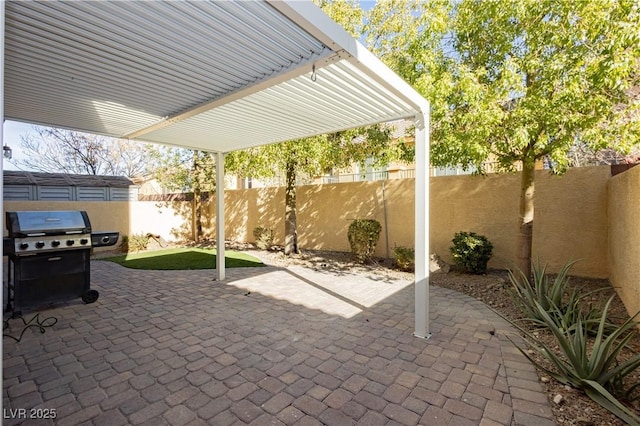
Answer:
xmin=216 ymin=151 xmax=225 ymax=281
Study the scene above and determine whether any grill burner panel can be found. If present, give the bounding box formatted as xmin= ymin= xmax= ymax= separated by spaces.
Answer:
xmin=11 ymin=234 xmax=92 ymax=254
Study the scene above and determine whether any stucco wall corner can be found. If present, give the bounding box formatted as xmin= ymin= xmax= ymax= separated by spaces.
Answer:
xmin=607 ymin=165 xmax=640 ymax=319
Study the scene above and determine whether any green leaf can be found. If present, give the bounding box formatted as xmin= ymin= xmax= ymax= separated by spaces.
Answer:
xmin=583 ymin=381 xmax=640 ymax=426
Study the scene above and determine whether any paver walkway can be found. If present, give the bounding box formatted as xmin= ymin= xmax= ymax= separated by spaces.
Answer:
xmin=3 ymin=260 xmax=555 ymax=425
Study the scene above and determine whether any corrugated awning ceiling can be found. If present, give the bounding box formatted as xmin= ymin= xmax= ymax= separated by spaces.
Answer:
xmin=4 ymin=0 xmax=427 ymax=152
xmin=140 ymin=61 xmax=418 ymax=152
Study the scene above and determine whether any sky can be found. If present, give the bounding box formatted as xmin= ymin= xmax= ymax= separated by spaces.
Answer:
xmin=359 ymin=1 xmax=375 ymax=10
xmin=2 ymin=120 xmax=35 ymax=171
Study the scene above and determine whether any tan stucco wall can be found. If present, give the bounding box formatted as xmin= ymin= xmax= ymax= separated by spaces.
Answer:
xmin=3 ymin=166 xmax=611 ymax=277
xmin=608 ymin=165 xmax=640 ymax=317
xmin=430 ymin=173 xmax=519 ymax=271
xmin=2 ymin=200 xmax=201 ymax=251
xmin=216 ymin=166 xmax=610 ymax=277
xmin=534 ymin=167 xmax=610 ymax=278
xmin=222 ymin=180 xmax=415 ymax=258
xmin=130 ymin=201 xmax=197 ymax=242
xmin=298 ymin=181 xmax=389 ymax=255
xmin=429 ymin=167 xmax=609 ymax=277
xmin=6 ymin=164 xmax=636 ymax=315
xmin=224 ymin=187 xmax=284 ymax=244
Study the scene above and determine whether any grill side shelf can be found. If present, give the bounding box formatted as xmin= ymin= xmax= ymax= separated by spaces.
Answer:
xmin=91 ymin=232 xmax=119 ymax=248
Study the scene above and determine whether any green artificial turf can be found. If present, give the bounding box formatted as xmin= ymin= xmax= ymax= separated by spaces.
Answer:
xmin=104 ymin=247 xmax=264 ymax=270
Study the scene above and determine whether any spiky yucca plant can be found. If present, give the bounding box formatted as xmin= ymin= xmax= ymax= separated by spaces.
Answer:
xmin=508 ymin=259 xmax=613 ymax=335
xmin=508 ymin=297 xmax=640 ymax=425
xmin=508 ymin=258 xmax=575 ymax=321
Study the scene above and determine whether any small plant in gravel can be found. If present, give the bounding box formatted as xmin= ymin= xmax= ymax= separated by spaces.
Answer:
xmin=449 ymin=231 xmax=493 ymax=274
xmin=253 ymin=226 xmax=274 ymax=250
xmin=119 ymin=234 xmax=150 ymax=253
xmin=347 ymin=219 xmax=382 ymax=263
xmin=393 ymin=245 xmax=414 ymax=271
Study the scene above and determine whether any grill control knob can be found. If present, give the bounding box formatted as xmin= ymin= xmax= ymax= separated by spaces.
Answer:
xmin=19 ymin=242 xmax=29 ymax=250
xmin=66 ymin=239 xmax=75 ymax=246
xmin=52 ymin=240 xmax=61 ymax=247
xmin=80 ymin=238 xmax=89 ymax=245
xmin=35 ymin=241 xmax=45 ymax=249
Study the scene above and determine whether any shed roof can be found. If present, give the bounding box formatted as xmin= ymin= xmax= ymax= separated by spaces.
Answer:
xmin=3 ymin=171 xmax=135 ymax=188
xmin=4 ymin=1 xmax=428 ymax=153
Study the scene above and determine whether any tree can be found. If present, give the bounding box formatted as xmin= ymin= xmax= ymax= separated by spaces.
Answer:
xmin=567 ymin=144 xmax=640 ymax=168
xmin=225 ymin=126 xmax=407 ymax=255
xmin=314 ymin=0 xmax=364 ymax=36
xmin=12 ymin=126 xmax=151 ymax=178
xmin=366 ymin=0 xmax=640 ymax=276
xmin=223 ymin=0 xmax=408 ymax=256
xmin=147 ymin=146 xmax=216 ymax=242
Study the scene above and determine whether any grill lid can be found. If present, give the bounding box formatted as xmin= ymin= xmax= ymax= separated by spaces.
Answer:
xmin=6 ymin=211 xmax=91 ymax=236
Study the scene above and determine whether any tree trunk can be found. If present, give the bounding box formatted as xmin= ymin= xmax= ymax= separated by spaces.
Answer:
xmin=516 ymin=154 xmax=535 ymax=277
xmin=284 ymin=160 xmax=298 ymax=255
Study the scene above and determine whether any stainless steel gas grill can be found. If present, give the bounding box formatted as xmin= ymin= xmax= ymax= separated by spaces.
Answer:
xmin=4 ymin=210 xmax=119 ymax=315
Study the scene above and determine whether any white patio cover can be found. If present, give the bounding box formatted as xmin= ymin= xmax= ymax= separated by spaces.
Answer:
xmin=1 ymin=0 xmax=431 ymax=337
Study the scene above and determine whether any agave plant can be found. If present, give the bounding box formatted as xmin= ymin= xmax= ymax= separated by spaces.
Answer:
xmin=508 ymin=297 xmax=640 ymax=425
xmin=508 ymin=259 xmax=615 ymax=335
xmin=508 ymin=258 xmax=576 ymax=322
xmin=612 ymin=373 xmax=640 ymax=405
xmin=556 ymin=287 xmax=618 ymax=337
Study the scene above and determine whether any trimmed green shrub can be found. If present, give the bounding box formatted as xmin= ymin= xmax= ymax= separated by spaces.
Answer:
xmin=253 ymin=226 xmax=274 ymax=250
xmin=449 ymin=231 xmax=493 ymax=274
xmin=393 ymin=246 xmax=415 ymax=271
xmin=119 ymin=234 xmax=149 ymax=253
xmin=348 ymin=219 xmax=382 ymax=263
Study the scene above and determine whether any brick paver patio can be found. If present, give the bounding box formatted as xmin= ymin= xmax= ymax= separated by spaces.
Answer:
xmin=3 ymin=260 xmax=555 ymax=425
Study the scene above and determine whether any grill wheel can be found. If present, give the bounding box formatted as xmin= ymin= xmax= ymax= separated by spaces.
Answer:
xmin=82 ymin=290 xmax=100 ymax=304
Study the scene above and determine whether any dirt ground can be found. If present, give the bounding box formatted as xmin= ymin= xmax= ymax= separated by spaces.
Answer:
xmin=248 ymin=246 xmax=640 ymax=426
